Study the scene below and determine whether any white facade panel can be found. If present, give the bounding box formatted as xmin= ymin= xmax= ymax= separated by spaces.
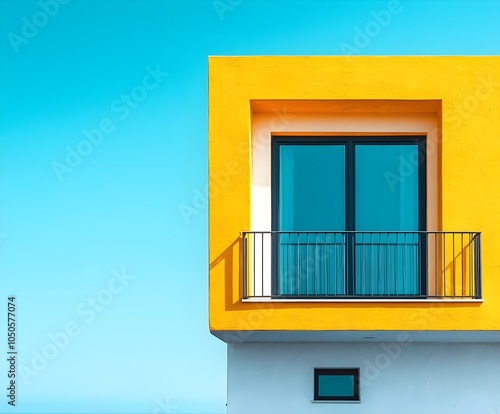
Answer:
xmin=227 ymin=342 xmax=500 ymax=414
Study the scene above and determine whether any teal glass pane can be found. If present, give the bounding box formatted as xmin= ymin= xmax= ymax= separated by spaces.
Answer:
xmin=355 ymin=145 xmax=420 ymax=295
xmin=355 ymin=144 xmax=418 ymax=231
xmin=278 ymin=145 xmax=345 ymax=295
xmin=279 ymin=145 xmax=345 ymax=231
xmin=318 ymin=374 xmax=355 ymax=397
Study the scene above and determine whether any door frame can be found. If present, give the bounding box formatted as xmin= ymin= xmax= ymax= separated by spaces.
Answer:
xmin=271 ymin=135 xmax=427 ymax=297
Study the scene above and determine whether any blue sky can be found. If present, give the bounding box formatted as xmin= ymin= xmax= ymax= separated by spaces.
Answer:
xmin=0 ymin=0 xmax=499 ymax=413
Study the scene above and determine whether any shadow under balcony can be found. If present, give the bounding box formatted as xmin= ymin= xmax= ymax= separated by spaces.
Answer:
xmin=241 ymin=231 xmax=482 ymax=300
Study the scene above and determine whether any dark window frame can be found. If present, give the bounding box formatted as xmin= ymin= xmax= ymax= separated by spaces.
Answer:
xmin=271 ymin=135 xmax=427 ymax=297
xmin=313 ymin=368 xmax=360 ymax=401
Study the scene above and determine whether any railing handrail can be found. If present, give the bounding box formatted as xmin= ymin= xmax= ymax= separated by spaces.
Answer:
xmin=242 ymin=230 xmax=481 ymax=235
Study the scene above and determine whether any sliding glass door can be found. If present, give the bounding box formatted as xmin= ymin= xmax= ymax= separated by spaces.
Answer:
xmin=272 ymin=136 xmax=426 ymax=297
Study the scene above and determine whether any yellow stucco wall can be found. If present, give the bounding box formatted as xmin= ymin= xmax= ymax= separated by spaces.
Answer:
xmin=208 ymin=56 xmax=500 ymax=333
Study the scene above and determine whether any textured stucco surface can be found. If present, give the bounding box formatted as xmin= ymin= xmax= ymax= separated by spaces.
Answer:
xmin=208 ymin=56 xmax=500 ymax=334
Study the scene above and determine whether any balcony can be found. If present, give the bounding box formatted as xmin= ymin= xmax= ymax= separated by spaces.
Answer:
xmin=242 ymin=231 xmax=482 ymax=300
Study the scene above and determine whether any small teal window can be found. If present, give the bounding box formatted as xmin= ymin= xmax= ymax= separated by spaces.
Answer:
xmin=314 ymin=368 xmax=360 ymax=401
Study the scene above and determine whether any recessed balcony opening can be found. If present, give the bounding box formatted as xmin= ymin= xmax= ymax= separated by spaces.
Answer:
xmin=246 ymin=104 xmax=482 ymax=301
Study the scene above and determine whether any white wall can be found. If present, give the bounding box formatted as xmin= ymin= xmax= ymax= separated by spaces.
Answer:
xmin=227 ymin=342 xmax=500 ymax=414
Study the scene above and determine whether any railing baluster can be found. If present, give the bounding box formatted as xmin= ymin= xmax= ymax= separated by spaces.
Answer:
xmin=322 ymin=233 xmax=330 ymax=295
xmin=262 ymin=232 xmax=265 ymax=296
xmin=452 ymin=233 xmax=456 ymax=297
xmin=444 ymin=233 xmax=447 ymax=297
xmin=475 ymin=233 xmax=482 ymax=299
xmin=296 ymin=233 xmax=300 ymax=296
xmin=242 ymin=232 xmax=247 ymax=299
xmin=360 ymin=233 xmax=364 ymax=295
xmin=418 ymin=232 xmax=421 ymax=297
xmin=469 ymin=233 xmax=473 ymax=298
xmin=374 ymin=233 xmax=382 ymax=295
xmin=386 ymin=233 xmax=399 ymax=298
xmin=263 ymin=232 xmax=266 ymax=297
xmin=403 ymin=232 xmax=406 ymax=296
xmin=340 ymin=233 xmax=344 ymax=295
xmin=330 ymin=233 xmax=333 ymax=295
xmin=435 ymin=232 xmax=439 ymax=297
xmin=366 ymin=232 xmax=375 ymax=293
xmin=252 ymin=233 xmax=256 ymax=297
xmin=288 ymin=232 xmax=291 ymax=296
xmin=460 ymin=232 xmax=464 ymax=297
xmin=305 ymin=233 xmax=308 ymax=295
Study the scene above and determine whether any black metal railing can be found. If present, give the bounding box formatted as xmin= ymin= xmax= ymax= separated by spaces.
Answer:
xmin=241 ymin=231 xmax=481 ymax=299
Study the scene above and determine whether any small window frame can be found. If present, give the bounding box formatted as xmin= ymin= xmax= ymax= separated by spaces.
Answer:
xmin=313 ymin=368 xmax=360 ymax=402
